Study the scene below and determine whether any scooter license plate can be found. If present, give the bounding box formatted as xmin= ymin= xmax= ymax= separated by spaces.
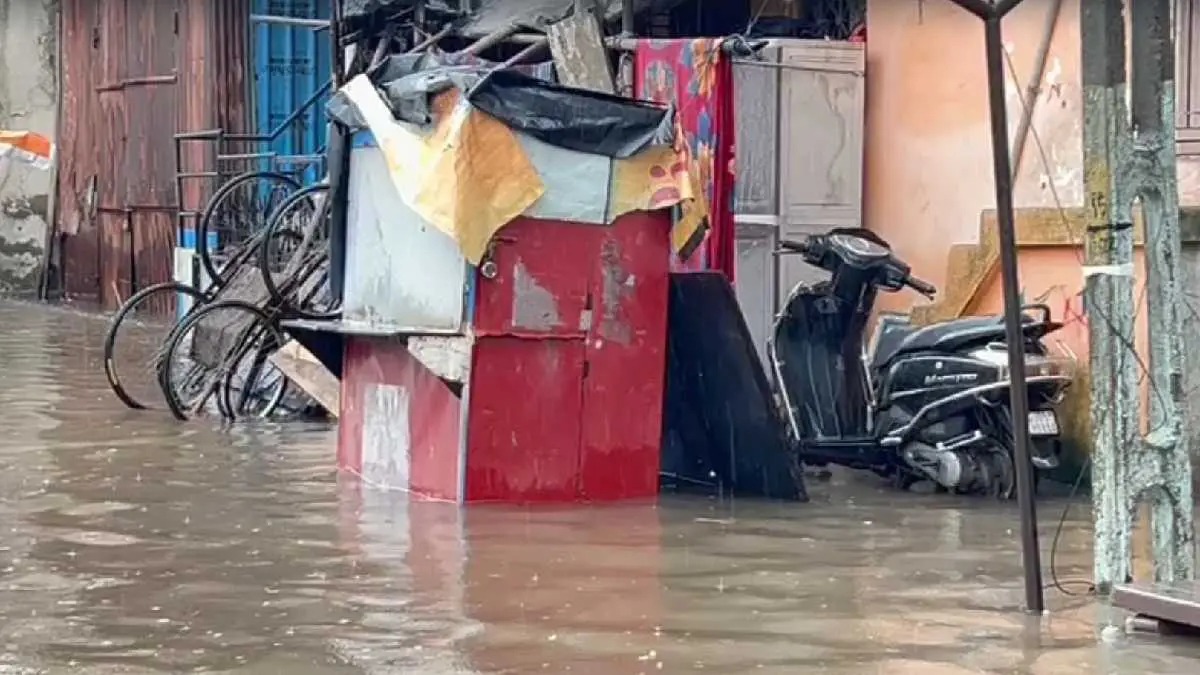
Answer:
xmin=1028 ymin=410 xmax=1060 ymax=436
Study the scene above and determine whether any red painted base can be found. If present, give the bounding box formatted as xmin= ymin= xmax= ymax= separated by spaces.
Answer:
xmin=337 ymin=211 xmax=672 ymax=505
xmin=339 ymin=336 xmax=463 ymax=502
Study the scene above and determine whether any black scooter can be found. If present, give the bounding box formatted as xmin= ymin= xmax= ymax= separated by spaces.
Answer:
xmin=768 ymin=228 xmax=1074 ymax=497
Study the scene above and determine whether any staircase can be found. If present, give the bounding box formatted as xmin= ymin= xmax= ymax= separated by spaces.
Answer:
xmin=910 ymin=206 xmax=1106 ymax=325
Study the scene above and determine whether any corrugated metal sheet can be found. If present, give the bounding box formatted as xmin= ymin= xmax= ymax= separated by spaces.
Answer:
xmin=178 ymin=0 xmax=253 ymax=224
xmin=122 ymin=1 xmax=180 ymax=298
xmin=59 ymin=0 xmax=252 ymax=308
xmin=252 ymin=0 xmax=331 ymax=179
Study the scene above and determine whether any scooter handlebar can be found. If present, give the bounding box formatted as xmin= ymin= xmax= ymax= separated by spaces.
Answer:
xmin=776 ymin=239 xmax=810 ymax=254
xmin=907 ymin=275 xmax=937 ymax=298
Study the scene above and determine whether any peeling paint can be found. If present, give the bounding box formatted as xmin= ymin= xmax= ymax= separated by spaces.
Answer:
xmin=511 ymin=260 xmax=562 ymax=330
xmin=598 ymin=240 xmax=633 ymax=345
xmin=1082 ymin=0 xmax=1194 ymax=591
xmin=0 ymin=210 xmax=47 ymax=293
xmin=0 ymin=0 xmax=58 ymax=297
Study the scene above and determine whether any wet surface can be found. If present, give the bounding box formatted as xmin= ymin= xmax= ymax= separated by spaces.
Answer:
xmin=0 ymin=298 xmax=1198 ymax=674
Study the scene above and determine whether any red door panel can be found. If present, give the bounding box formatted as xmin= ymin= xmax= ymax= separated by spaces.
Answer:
xmin=465 ymin=337 xmax=586 ymax=503
xmin=472 ymin=217 xmax=602 ymax=338
xmin=578 ymin=212 xmax=671 ymax=500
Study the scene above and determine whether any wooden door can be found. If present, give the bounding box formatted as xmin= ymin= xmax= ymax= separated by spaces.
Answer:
xmin=60 ymin=0 xmax=179 ymax=308
xmin=121 ymin=0 xmax=180 ymax=299
xmin=777 ymin=40 xmax=866 ymax=301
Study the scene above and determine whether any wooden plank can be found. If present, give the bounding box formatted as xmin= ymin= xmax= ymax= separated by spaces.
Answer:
xmin=545 ymin=12 xmax=616 ymax=94
xmin=269 ymin=341 xmax=341 ymax=418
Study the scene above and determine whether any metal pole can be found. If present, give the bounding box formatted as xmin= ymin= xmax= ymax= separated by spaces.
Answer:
xmin=942 ymin=0 xmax=1044 ymax=614
xmin=982 ymin=11 xmax=1044 ymax=616
xmin=1081 ymin=0 xmax=1137 ymax=595
xmin=414 ymin=0 xmax=426 ymax=46
xmin=1010 ymin=0 xmax=1063 ymax=179
xmin=250 ymin=14 xmax=329 ymax=29
xmin=1127 ymin=0 xmax=1194 ymax=590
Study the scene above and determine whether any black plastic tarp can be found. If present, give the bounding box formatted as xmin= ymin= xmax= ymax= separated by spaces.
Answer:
xmin=465 ymin=69 xmax=673 ymax=159
xmin=660 ymin=273 xmax=807 ymax=502
xmin=328 ymin=60 xmax=675 ymax=159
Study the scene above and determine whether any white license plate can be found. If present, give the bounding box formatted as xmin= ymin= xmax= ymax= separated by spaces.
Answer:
xmin=1028 ymin=410 xmax=1060 ymax=436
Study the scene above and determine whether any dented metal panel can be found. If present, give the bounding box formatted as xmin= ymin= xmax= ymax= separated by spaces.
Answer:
xmin=343 ymin=143 xmax=468 ymax=332
xmin=467 ymin=213 xmax=670 ymax=503
xmin=733 ymin=47 xmax=780 ymax=217
xmin=339 ymin=336 xmax=465 ymax=502
xmin=734 ymin=219 xmax=777 ymax=369
xmin=470 ymin=217 xmax=596 ymax=338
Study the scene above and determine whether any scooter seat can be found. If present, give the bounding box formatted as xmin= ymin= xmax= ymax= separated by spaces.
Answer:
xmin=881 ymin=316 xmax=1005 ymax=366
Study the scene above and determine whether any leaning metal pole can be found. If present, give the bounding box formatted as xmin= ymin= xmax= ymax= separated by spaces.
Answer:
xmin=943 ymin=0 xmax=1044 ymax=613
xmin=1081 ymin=0 xmax=1194 ymax=593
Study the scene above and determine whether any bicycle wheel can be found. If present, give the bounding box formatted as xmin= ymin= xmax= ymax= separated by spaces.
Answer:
xmin=104 ymin=281 xmax=206 ymax=410
xmin=220 ymin=339 xmax=289 ymax=420
xmin=198 ymin=171 xmax=300 ymax=290
xmin=258 ymin=183 xmax=340 ymax=321
xmin=159 ymin=299 xmax=286 ymax=422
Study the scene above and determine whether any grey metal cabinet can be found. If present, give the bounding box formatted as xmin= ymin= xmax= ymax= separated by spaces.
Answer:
xmin=732 ymin=39 xmax=865 ymax=366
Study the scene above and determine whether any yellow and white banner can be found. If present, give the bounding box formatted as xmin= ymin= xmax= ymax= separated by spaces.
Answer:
xmin=0 ymin=130 xmax=54 ymax=171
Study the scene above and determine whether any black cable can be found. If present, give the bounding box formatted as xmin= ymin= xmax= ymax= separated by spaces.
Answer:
xmin=1046 ymin=455 xmax=1097 ymax=597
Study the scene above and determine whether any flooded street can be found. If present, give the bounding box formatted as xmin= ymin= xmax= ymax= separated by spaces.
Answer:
xmin=0 ymin=299 xmax=1198 ymax=674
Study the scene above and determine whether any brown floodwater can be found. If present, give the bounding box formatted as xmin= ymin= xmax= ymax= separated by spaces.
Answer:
xmin=0 ymin=298 xmax=1198 ymax=674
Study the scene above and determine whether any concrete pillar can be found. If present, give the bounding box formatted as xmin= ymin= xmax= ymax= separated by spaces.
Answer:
xmin=0 ymin=0 xmax=57 ymax=297
xmin=1082 ymin=0 xmax=1195 ymax=593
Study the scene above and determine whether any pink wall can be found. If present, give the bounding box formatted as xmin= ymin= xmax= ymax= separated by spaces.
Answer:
xmin=864 ymin=0 xmax=1199 ymax=320
xmin=972 ymin=248 xmax=1148 ymax=364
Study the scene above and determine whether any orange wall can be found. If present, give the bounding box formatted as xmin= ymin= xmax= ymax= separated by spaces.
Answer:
xmin=972 ymin=248 xmax=1148 ymax=366
xmin=863 ymin=0 xmax=1200 ymax=322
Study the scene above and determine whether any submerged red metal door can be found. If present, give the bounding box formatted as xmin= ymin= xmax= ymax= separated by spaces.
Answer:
xmin=464 ymin=214 xmax=670 ymax=503
xmin=465 ymin=338 xmax=588 ymax=502
xmin=466 ymin=217 xmax=599 ymax=502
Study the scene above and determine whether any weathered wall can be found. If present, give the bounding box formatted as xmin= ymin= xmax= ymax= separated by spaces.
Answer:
xmin=864 ymin=0 xmax=1086 ymax=302
xmin=0 ymin=0 xmax=57 ymax=297
xmin=865 ymin=0 xmax=1200 ymax=473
